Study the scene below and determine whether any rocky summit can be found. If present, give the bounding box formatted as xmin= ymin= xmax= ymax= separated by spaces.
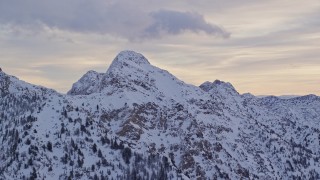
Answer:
xmin=1 ymin=50 xmax=320 ymax=179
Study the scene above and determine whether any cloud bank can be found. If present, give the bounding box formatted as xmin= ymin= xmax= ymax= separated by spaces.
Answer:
xmin=0 ymin=0 xmax=228 ymax=40
xmin=144 ymin=10 xmax=230 ymax=38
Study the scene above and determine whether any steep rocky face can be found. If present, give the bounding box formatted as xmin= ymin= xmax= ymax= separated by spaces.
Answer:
xmin=1 ymin=51 xmax=320 ymax=180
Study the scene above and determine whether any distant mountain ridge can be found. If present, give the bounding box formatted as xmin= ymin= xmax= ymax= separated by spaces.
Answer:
xmin=1 ymin=50 xmax=320 ymax=179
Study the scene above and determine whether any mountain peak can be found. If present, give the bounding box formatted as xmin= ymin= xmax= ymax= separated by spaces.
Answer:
xmin=68 ymin=70 xmax=104 ymax=95
xmin=111 ymin=50 xmax=150 ymax=67
xmin=200 ymin=80 xmax=236 ymax=93
xmin=106 ymin=50 xmax=151 ymax=77
xmin=200 ymin=79 xmax=239 ymax=101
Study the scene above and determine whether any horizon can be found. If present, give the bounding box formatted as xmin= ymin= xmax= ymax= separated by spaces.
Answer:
xmin=0 ymin=1 xmax=319 ymax=96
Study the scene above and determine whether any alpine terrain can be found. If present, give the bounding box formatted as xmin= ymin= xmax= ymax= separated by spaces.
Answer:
xmin=1 ymin=50 xmax=320 ymax=179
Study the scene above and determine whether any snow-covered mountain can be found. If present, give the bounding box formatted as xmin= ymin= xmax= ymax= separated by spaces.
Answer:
xmin=1 ymin=50 xmax=320 ymax=180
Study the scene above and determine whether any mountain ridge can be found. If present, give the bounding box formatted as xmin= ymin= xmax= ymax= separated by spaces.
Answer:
xmin=1 ymin=50 xmax=320 ymax=179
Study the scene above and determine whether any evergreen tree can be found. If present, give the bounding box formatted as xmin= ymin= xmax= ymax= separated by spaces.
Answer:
xmin=122 ymin=147 xmax=132 ymax=164
xmin=47 ymin=141 xmax=53 ymax=152
xmin=92 ymin=143 xmax=97 ymax=153
xmin=98 ymin=149 xmax=103 ymax=158
xmin=30 ymin=167 xmax=37 ymax=180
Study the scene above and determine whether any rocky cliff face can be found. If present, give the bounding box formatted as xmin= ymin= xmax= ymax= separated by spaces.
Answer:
xmin=1 ymin=51 xmax=320 ymax=179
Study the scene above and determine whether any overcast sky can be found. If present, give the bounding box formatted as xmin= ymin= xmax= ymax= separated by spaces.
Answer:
xmin=0 ymin=0 xmax=319 ymax=95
